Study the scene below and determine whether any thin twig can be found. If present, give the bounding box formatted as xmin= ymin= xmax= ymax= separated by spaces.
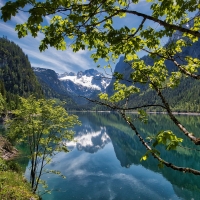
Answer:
xmin=80 ymin=96 xmax=166 ymax=110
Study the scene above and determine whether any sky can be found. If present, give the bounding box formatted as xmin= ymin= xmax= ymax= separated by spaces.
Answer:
xmin=0 ymin=0 xmax=164 ymax=75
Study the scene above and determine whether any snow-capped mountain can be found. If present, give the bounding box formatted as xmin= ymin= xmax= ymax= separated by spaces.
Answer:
xmin=58 ymin=69 xmax=110 ymax=104
xmin=59 ymin=69 xmax=110 ymax=91
xmin=33 ymin=67 xmax=110 ymax=105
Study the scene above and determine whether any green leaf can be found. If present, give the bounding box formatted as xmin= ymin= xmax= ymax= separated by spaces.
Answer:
xmin=158 ymin=161 xmax=164 ymax=169
xmin=141 ymin=155 xmax=148 ymax=161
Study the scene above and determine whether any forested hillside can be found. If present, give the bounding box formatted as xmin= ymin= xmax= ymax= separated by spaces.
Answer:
xmin=107 ymin=39 xmax=200 ymax=112
xmin=0 ymin=37 xmax=43 ymax=109
xmin=33 ymin=67 xmax=80 ymax=109
xmin=0 ymin=37 xmax=96 ymax=110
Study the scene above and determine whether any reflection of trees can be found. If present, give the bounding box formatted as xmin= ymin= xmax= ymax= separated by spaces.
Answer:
xmin=16 ymin=145 xmax=30 ymax=165
xmin=110 ymin=126 xmax=200 ymax=187
xmin=102 ymin=113 xmax=200 ymax=200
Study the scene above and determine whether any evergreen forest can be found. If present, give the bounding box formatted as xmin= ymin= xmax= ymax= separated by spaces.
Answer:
xmin=0 ymin=37 xmax=43 ymax=110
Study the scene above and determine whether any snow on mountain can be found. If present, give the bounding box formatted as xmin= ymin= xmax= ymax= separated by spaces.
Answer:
xmin=101 ymin=79 xmax=110 ymax=89
xmin=33 ymin=67 xmax=110 ymax=105
xmin=59 ymin=75 xmax=101 ymax=90
xmin=59 ymin=69 xmax=110 ymax=92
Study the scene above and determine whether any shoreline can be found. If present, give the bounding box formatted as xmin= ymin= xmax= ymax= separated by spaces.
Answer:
xmin=0 ymin=136 xmax=19 ymax=160
xmin=68 ymin=110 xmax=200 ymax=116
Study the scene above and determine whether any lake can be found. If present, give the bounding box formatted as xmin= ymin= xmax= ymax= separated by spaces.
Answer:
xmin=24 ymin=112 xmax=200 ymax=200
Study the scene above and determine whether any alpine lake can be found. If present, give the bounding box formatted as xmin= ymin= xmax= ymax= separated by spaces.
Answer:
xmin=13 ymin=112 xmax=200 ymax=200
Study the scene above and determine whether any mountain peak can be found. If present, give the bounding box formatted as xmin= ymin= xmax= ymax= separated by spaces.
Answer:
xmin=59 ymin=68 xmax=110 ymax=96
xmin=83 ymin=69 xmax=100 ymax=77
xmin=34 ymin=67 xmax=111 ymax=105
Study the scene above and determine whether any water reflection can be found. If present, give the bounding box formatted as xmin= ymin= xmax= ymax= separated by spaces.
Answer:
xmin=66 ymin=126 xmax=110 ymax=153
xmin=26 ymin=112 xmax=200 ymax=200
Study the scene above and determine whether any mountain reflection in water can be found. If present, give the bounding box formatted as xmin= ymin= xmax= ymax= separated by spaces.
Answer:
xmin=32 ymin=113 xmax=200 ymax=200
xmin=66 ymin=126 xmax=110 ymax=153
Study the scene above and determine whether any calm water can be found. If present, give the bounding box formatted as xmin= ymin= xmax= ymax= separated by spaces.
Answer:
xmin=24 ymin=112 xmax=200 ymax=200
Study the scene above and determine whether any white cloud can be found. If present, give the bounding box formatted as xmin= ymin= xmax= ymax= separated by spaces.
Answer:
xmin=0 ymin=1 xmax=111 ymax=74
xmin=1 ymin=23 xmax=15 ymax=34
xmin=45 ymin=16 xmax=51 ymax=25
xmin=53 ymin=152 xmax=176 ymax=200
xmin=0 ymin=1 xmax=3 ymax=7
xmin=62 ymin=153 xmax=89 ymax=173
xmin=10 ymin=12 xmax=28 ymax=24
xmin=0 ymin=20 xmax=94 ymax=73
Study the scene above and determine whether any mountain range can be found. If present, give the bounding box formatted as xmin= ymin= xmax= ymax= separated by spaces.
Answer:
xmin=1 ymin=35 xmax=200 ymax=112
xmin=59 ymin=69 xmax=110 ymax=96
xmin=32 ymin=36 xmax=200 ymax=112
xmin=33 ymin=67 xmax=110 ymax=106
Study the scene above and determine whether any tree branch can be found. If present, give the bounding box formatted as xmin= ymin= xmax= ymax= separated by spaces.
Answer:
xmin=151 ymin=82 xmax=200 ymax=145
xmin=170 ymin=56 xmax=200 ymax=79
xmin=143 ymin=48 xmax=200 ymax=79
xmin=80 ymin=96 xmax=166 ymax=110
xmin=120 ymin=111 xmax=200 ymax=176
xmin=119 ymin=9 xmax=200 ymax=38
xmin=127 ymin=17 xmax=146 ymax=38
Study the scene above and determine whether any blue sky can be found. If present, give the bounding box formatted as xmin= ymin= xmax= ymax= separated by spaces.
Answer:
xmin=0 ymin=0 xmax=167 ymax=75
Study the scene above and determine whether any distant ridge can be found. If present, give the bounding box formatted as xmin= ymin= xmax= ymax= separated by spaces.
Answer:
xmin=33 ymin=67 xmax=110 ymax=106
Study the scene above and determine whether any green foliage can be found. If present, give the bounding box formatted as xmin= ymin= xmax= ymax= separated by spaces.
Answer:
xmin=0 ymin=93 xmax=5 ymax=113
xmin=0 ymin=37 xmax=43 ymax=97
xmin=0 ymin=158 xmax=8 ymax=171
xmin=142 ymin=130 xmax=183 ymax=164
xmin=140 ymin=148 xmax=160 ymax=161
xmin=0 ymin=171 xmax=39 ymax=200
xmin=152 ymin=130 xmax=183 ymax=151
xmin=0 ymin=157 xmax=38 ymax=199
xmin=137 ymin=110 xmax=148 ymax=124
xmin=0 ymin=157 xmax=21 ymax=172
xmin=99 ymin=80 xmax=140 ymax=103
xmin=0 ymin=37 xmax=43 ymax=111
xmin=1 ymin=0 xmax=198 ymax=58
xmin=6 ymin=160 xmax=22 ymax=173
xmin=140 ymin=130 xmax=183 ymax=165
xmin=6 ymin=96 xmax=80 ymax=193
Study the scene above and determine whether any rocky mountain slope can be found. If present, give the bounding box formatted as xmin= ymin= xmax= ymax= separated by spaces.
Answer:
xmin=59 ymin=69 xmax=110 ymax=96
xmin=34 ymin=68 xmax=110 ymax=105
